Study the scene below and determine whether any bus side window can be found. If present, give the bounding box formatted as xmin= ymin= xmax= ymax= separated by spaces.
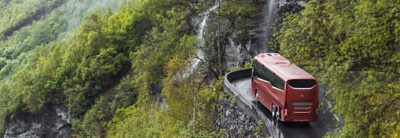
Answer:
xmin=253 ymin=61 xmax=263 ymax=79
xmin=253 ymin=60 xmax=284 ymax=90
xmin=273 ymin=74 xmax=284 ymax=90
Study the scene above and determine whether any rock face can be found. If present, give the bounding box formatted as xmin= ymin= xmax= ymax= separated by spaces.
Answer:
xmin=216 ymin=98 xmax=261 ymax=137
xmin=222 ymin=0 xmax=306 ymax=68
xmin=3 ymin=105 xmax=71 ymax=138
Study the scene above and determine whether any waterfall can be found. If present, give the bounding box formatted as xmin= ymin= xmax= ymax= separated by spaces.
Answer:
xmin=196 ymin=0 xmax=221 ymax=61
xmin=192 ymin=0 xmax=221 ymax=72
xmin=263 ymin=0 xmax=278 ymax=53
xmin=198 ymin=0 xmax=221 ymax=46
xmin=189 ymin=1 xmax=221 ymax=126
xmin=174 ymin=0 xmax=221 ymax=80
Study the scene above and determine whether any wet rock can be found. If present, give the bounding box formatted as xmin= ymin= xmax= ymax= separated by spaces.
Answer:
xmin=4 ymin=105 xmax=71 ymax=138
xmin=224 ymin=0 xmax=306 ymax=68
xmin=216 ymin=98 xmax=260 ymax=137
xmin=225 ymin=110 xmax=231 ymax=116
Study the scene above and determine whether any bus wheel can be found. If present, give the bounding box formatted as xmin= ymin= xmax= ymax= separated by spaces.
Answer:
xmin=272 ymin=105 xmax=276 ymax=118
xmin=255 ymin=92 xmax=259 ymax=100
xmin=255 ymin=92 xmax=260 ymax=106
xmin=276 ymin=107 xmax=280 ymax=121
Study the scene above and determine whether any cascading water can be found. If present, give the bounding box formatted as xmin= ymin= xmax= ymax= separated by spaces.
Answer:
xmin=175 ymin=1 xmax=221 ymax=80
xmin=198 ymin=0 xmax=221 ymax=46
xmin=263 ymin=0 xmax=278 ymax=53
xmin=189 ymin=0 xmax=221 ymax=126
xmin=195 ymin=0 xmax=221 ymax=64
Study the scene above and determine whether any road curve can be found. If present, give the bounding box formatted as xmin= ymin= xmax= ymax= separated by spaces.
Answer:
xmin=224 ymin=69 xmax=337 ymax=138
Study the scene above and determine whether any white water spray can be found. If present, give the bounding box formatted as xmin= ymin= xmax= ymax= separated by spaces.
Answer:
xmin=174 ymin=1 xmax=221 ymax=80
xmin=189 ymin=1 xmax=221 ymax=127
xmin=195 ymin=0 xmax=221 ymax=63
xmin=198 ymin=1 xmax=221 ymax=46
xmin=264 ymin=0 xmax=278 ymax=53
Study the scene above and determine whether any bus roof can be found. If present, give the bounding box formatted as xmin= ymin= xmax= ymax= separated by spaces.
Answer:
xmin=254 ymin=53 xmax=315 ymax=81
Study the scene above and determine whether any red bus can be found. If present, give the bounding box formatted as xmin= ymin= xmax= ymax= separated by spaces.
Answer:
xmin=251 ymin=53 xmax=318 ymax=122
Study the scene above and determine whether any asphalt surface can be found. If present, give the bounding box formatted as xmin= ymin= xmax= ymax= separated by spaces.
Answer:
xmin=230 ymin=78 xmax=337 ymax=138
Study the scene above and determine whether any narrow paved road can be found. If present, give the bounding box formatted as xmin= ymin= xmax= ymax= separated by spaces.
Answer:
xmin=231 ymin=78 xmax=337 ymax=138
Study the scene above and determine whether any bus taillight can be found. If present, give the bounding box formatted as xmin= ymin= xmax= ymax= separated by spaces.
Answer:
xmin=284 ymin=109 xmax=288 ymax=116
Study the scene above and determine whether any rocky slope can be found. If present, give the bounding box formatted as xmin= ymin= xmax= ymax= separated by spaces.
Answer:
xmin=4 ymin=105 xmax=71 ymax=138
xmin=216 ymin=98 xmax=261 ymax=137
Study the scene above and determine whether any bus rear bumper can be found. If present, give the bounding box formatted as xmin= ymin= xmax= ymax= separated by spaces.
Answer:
xmin=281 ymin=115 xmax=318 ymax=122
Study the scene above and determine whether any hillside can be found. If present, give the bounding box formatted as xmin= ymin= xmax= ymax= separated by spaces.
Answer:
xmin=1 ymin=0 xmax=399 ymax=137
xmin=277 ymin=1 xmax=400 ymax=137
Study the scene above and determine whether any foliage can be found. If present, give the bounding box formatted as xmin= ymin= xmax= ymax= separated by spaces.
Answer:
xmin=107 ymin=0 xmax=225 ymax=136
xmin=0 ymin=0 xmax=125 ymax=80
xmin=0 ymin=0 xmax=128 ymax=125
xmin=0 ymin=0 xmax=57 ymax=36
xmin=278 ymin=0 xmax=400 ymax=137
xmin=0 ymin=0 xmax=138 ymax=134
xmin=0 ymin=0 xmax=226 ymax=136
xmin=74 ymin=74 xmax=138 ymax=137
xmin=219 ymin=0 xmax=264 ymax=45
xmin=1 ymin=0 xmax=398 ymax=137
xmin=0 ymin=0 xmax=273 ymax=136
xmin=107 ymin=71 xmax=223 ymax=137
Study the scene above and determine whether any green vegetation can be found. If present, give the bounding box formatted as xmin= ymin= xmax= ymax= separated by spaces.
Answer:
xmin=0 ymin=0 xmax=57 ymax=36
xmin=1 ymin=0 xmax=224 ymax=136
xmin=106 ymin=0 xmax=223 ymax=136
xmin=107 ymin=70 xmax=223 ymax=137
xmin=0 ymin=0 xmax=131 ymax=135
xmin=0 ymin=0 xmax=125 ymax=81
xmin=1 ymin=0 xmax=398 ymax=137
xmin=278 ymin=0 xmax=400 ymax=137
xmin=219 ymin=0 xmax=264 ymax=45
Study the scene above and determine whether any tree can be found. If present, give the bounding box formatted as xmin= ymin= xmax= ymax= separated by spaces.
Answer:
xmin=278 ymin=1 xmax=400 ymax=137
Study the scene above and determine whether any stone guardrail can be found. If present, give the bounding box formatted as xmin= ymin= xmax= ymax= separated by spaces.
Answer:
xmin=223 ymin=69 xmax=254 ymax=109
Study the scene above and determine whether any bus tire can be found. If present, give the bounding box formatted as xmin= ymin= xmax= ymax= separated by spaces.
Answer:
xmin=255 ymin=91 xmax=259 ymax=100
xmin=276 ymin=107 xmax=280 ymax=121
xmin=255 ymin=92 xmax=261 ymax=106
xmin=272 ymin=105 xmax=276 ymax=118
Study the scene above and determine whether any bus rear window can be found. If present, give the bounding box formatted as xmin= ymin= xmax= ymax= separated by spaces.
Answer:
xmin=288 ymin=80 xmax=316 ymax=88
